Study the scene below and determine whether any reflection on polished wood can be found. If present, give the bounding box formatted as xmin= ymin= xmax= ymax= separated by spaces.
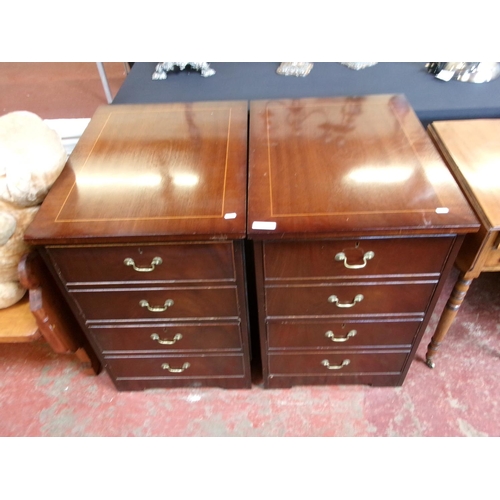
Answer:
xmin=248 ymin=95 xmax=478 ymax=238
xmin=24 ymin=102 xmax=252 ymax=390
xmin=25 ymin=101 xmax=249 ymax=245
xmin=425 ymin=119 xmax=500 ymax=368
xmin=248 ymin=95 xmax=479 ymax=388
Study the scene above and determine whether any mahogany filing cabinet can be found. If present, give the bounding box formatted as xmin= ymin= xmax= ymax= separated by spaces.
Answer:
xmin=247 ymin=95 xmax=479 ymax=388
xmin=24 ymin=102 xmax=252 ymax=391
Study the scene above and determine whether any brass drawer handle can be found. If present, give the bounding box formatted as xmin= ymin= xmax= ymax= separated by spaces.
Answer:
xmin=335 ymin=251 xmax=374 ymax=269
xmin=161 ymin=362 xmax=190 ymax=373
xmin=325 ymin=329 xmax=357 ymax=342
xmin=151 ymin=333 xmax=183 ymax=345
xmin=328 ymin=294 xmax=364 ymax=308
xmin=124 ymin=256 xmax=163 ymax=272
xmin=321 ymin=359 xmax=350 ymax=370
xmin=139 ymin=299 xmax=174 ymax=312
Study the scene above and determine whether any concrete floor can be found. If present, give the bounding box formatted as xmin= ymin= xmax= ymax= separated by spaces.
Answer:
xmin=0 ymin=63 xmax=499 ymax=438
xmin=1 ymin=267 xmax=499 ymax=437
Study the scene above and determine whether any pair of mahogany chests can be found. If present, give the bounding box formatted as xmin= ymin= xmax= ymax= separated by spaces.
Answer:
xmin=24 ymin=95 xmax=479 ymax=391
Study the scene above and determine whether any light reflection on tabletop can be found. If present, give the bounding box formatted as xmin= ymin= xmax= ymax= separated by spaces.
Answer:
xmin=346 ymin=166 xmax=414 ymax=184
xmin=76 ymin=174 xmax=163 ymax=188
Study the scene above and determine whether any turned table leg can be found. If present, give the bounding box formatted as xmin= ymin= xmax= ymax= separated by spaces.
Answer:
xmin=426 ymin=272 xmax=473 ymax=368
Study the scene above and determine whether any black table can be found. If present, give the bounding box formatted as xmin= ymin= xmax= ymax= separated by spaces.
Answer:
xmin=113 ymin=62 xmax=500 ymax=126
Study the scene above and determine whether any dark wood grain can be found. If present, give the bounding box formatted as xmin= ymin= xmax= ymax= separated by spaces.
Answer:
xmin=70 ymin=286 xmax=240 ymax=322
xmin=90 ymin=322 xmax=243 ymax=353
xmin=263 ymin=236 xmax=454 ymax=280
xmin=265 ymin=281 xmax=437 ymax=317
xmin=25 ymin=101 xmax=249 ymax=245
xmin=248 ymin=95 xmax=478 ymax=239
xmin=104 ymin=353 xmax=247 ymax=379
xmin=265 ymin=373 xmax=402 ymax=388
xmin=268 ymin=350 xmax=410 ymax=376
xmin=46 ymin=242 xmax=236 ymax=285
xmin=267 ymin=319 xmax=421 ymax=349
xmin=24 ymin=102 xmax=252 ymax=390
xmin=249 ymin=96 xmax=478 ymax=387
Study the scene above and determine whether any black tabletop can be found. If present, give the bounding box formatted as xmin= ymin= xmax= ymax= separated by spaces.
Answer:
xmin=113 ymin=62 xmax=500 ymax=126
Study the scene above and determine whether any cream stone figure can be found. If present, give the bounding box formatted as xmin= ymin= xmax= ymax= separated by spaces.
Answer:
xmin=0 ymin=111 xmax=66 ymax=308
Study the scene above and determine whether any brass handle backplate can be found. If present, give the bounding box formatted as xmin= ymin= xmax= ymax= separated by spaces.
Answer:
xmin=151 ymin=333 xmax=183 ymax=345
xmin=328 ymin=294 xmax=364 ymax=308
xmin=124 ymin=256 xmax=163 ymax=272
xmin=325 ymin=330 xmax=357 ymax=342
xmin=321 ymin=359 xmax=350 ymax=370
xmin=161 ymin=362 xmax=190 ymax=373
xmin=140 ymin=299 xmax=174 ymax=312
xmin=335 ymin=251 xmax=374 ymax=269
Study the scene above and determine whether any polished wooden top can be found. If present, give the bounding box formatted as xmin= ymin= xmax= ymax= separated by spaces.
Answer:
xmin=429 ymin=119 xmax=500 ymax=231
xmin=248 ymin=95 xmax=479 ymax=239
xmin=25 ymin=102 xmax=248 ymax=244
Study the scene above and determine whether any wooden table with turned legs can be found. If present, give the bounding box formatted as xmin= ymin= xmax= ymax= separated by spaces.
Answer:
xmin=425 ymin=119 xmax=500 ymax=368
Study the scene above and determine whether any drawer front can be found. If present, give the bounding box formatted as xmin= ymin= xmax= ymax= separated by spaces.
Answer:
xmin=90 ymin=323 xmax=243 ymax=353
xmin=267 ymin=319 xmax=421 ymax=349
xmin=47 ymin=242 xmax=236 ymax=284
xmin=105 ymin=354 xmax=246 ymax=379
xmin=71 ymin=287 xmax=239 ymax=322
xmin=265 ymin=282 xmax=437 ymax=317
xmin=268 ymin=351 xmax=409 ymax=376
xmin=263 ymin=237 xmax=453 ymax=280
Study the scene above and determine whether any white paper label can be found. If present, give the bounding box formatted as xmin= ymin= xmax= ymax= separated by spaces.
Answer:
xmin=435 ymin=207 xmax=449 ymax=214
xmin=224 ymin=213 xmax=237 ymax=219
xmin=252 ymin=221 xmax=277 ymax=230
